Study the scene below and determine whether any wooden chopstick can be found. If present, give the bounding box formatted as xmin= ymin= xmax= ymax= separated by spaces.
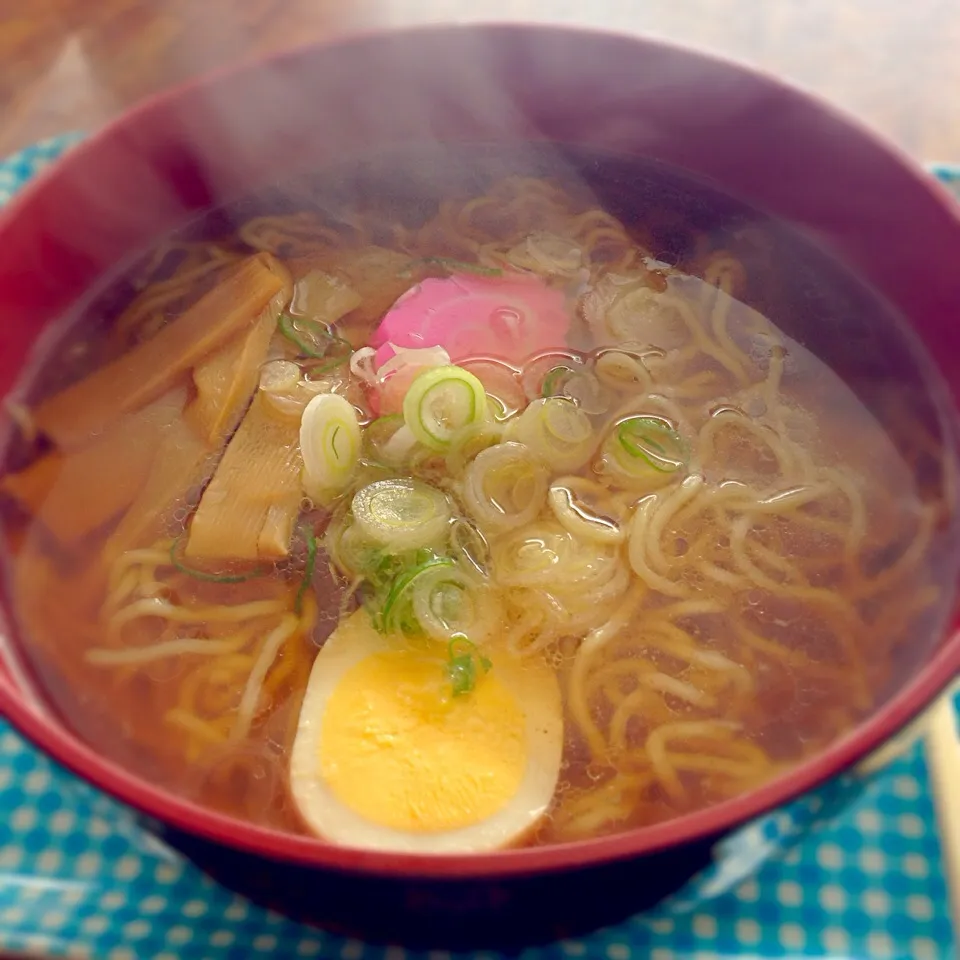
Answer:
xmin=925 ymin=679 xmax=960 ymax=931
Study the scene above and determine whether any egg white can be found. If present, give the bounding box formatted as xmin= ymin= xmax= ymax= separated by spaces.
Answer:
xmin=289 ymin=609 xmax=563 ymax=854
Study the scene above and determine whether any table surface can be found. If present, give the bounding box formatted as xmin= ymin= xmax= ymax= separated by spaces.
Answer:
xmin=1 ymin=0 xmax=959 ymax=161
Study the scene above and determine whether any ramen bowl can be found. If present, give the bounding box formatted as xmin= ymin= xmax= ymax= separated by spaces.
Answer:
xmin=1 ymin=23 xmax=960 ymax=947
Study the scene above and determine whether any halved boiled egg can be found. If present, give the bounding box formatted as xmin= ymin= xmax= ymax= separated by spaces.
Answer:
xmin=290 ymin=609 xmax=563 ymax=853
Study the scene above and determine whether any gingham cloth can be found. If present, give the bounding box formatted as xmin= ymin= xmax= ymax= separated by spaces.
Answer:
xmin=0 ymin=135 xmax=957 ymax=960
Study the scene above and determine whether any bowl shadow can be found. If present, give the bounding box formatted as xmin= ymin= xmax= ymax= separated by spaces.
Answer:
xmin=162 ymin=828 xmax=718 ymax=950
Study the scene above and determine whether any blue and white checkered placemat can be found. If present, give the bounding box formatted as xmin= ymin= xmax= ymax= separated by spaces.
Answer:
xmin=0 ymin=135 xmax=957 ymax=960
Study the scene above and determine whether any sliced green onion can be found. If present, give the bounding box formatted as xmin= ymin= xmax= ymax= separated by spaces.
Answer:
xmin=300 ymin=393 xmax=361 ymax=503
xmin=326 ymin=518 xmax=377 ymax=578
xmin=543 ymin=398 xmax=593 ymax=444
xmin=365 ymin=547 xmax=436 ymax=589
xmin=486 ymin=394 xmax=511 ymax=422
xmin=259 ymin=359 xmax=301 ymax=394
xmin=279 ymin=313 xmax=353 ymax=374
xmin=343 ymin=541 xmax=433 ymax=607
xmin=410 ymin=563 xmax=485 ymax=642
xmin=380 ymin=557 xmax=455 ymax=636
xmin=280 ymin=313 xmax=333 ymax=357
xmin=594 ymin=350 xmax=653 ymax=391
xmin=446 ymin=635 xmax=492 ymax=697
xmin=403 ymin=365 xmax=488 ymax=451
xmin=563 ymin=371 xmax=611 ymax=415
xmin=169 ymin=535 xmax=265 ymax=584
xmin=449 ymin=518 xmax=490 ymax=577
xmin=463 ymin=441 xmax=549 ymax=533
xmin=541 ymin=364 xmax=576 ymax=398
xmin=295 ymin=525 xmax=318 ymax=615
xmin=401 ymin=257 xmax=502 ymax=278
xmin=615 ymin=416 xmax=686 ymax=473
xmin=540 ymin=365 xmax=610 ymax=414
xmin=507 ymin=398 xmax=597 ymax=472
xmin=444 ymin=418 xmax=504 ymax=477
xmin=520 ymin=353 xmax=584 ymax=403
xmin=302 ymin=337 xmax=353 ymax=377
xmin=352 ymin=478 xmax=452 ymax=551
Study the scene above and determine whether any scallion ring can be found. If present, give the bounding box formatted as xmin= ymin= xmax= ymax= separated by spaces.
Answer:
xmin=410 ymin=563 xmax=484 ymax=642
xmin=506 ymin=398 xmax=596 ymax=472
xmin=380 ymin=557 xmax=455 ymax=636
xmin=403 ymin=365 xmax=488 ymax=451
xmin=614 ymin=416 xmax=686 ymax=474
xmin=352 ymin=478 xmax=452 ymax=551
xmin=449 ymin=518 xmax=491 ymax=577
xmin=543 ymin=397 xmax=593 ymax=445
xmin=326 ymin=517 xmax=378 ymax=578
xmin=541 ymin=364 xmax=576 ymax=398
xmin=463 ymin=441 xmax=549 ymax=532
xmin=562 ymin=370 xmax=610 ymax=415
xmin=299 ymin=393 xmax=361 ymax=503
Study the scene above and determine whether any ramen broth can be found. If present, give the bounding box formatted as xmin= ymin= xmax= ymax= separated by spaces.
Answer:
xmin=1 ymin=146 xmax=956 ymax=849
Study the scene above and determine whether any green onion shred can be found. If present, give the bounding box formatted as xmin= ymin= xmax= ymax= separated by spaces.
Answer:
xmin=169 ymin=534 xmax=265 ymax=584
xmin=446 ymin=635 xmax=492 ymax=696
xmin=379 ymin=556 xmax=454 ymax=635
xmin=295 ymin=524 xmax=318 ymax=615
xmin=279 ymin=313 xmax=353 ymax=369
xmin=616 ymin=416 xmax=686 ymax=473
xmin=541 ymin=364 xmax=576 ymax=398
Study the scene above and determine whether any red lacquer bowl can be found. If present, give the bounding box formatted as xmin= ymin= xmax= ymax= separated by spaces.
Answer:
xmin=1 ymin=23 xmax=960 ymax=916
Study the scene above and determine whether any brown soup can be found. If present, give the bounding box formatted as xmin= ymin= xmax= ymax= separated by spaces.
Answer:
xmin=2 ymin=145 xmax=956 ymax=852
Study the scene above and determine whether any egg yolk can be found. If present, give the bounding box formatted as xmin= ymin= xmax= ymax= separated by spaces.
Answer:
xmin=319 ymin=649 xmax=527 ymax=832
